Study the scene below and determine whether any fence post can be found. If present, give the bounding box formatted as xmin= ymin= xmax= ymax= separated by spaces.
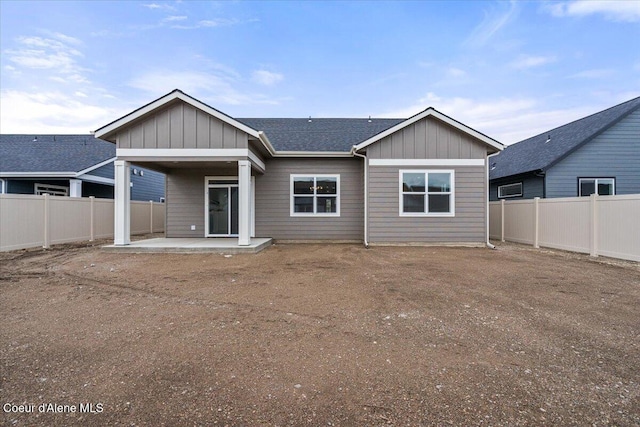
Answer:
xmin=533 ymin=197 xmax=540 ymax=248
xmin=590 ymin=194 xmax=598 ymax=257
xmin=149 ymin=200 xmax=154 ymax=234
xmin=89 ymin=196 xmax=95 ymax=241
xmin=500 ymin=199 xmax=505 ymax=242
xmin=43 ymin=194 xmax=50 ymax=249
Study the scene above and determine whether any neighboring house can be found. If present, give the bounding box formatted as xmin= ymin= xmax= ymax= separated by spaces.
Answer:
xmin=489 ymin=96 xmax=640 ymax=201
xmin=0 ymin=134 xmax=165 ymax=201
xmin=94 ymin=89 xmax=503 ymax=246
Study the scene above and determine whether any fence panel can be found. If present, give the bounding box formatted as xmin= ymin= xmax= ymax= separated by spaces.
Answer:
xmin=597 ymin=195 xmax=640 ymax=262
xmin=503 ymin=200 xmax=534 ymax=244
xmin=0 ymin=195 xmax=46 ymax=251
xmin=0 ymin=194 xmax=165 ymax=251
xmin=488 ymin=202 xmax=502 ymax=240
xmin=491 ymin=194 xmax=640 ymax=262
xmin=538 ymin=197 xmax=590 ymax=253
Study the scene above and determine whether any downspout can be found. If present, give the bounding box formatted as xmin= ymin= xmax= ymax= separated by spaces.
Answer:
xmin=351 ymin=148 xmax=368 ymax=247
xmin=486 ymin=151 xmax=501 ymax=249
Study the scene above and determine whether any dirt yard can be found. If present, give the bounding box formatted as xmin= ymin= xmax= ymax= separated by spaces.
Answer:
xmin=1 ymin=240 xmax=639 ymax=426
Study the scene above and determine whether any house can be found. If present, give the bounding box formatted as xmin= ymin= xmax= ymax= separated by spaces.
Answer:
xmin=489 ymin=96 xmax=640 ymax=201
xmin=0 ymin=134 xmax=165 ymax=201
xmin=94 ymin=89 xmax=503 ymax=247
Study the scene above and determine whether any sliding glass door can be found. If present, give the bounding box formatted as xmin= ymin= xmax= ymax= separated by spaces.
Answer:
xmin=207 ymin=185 xmax=238 ymax=236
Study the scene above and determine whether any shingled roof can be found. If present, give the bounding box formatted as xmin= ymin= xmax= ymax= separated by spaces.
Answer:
xmin=238 ymin=118 xmax=404 ymax=151
xmin=490 ymin=96 xmax=640 ymax=180
xmin=0 ymin=134 xmax=114 ymax=173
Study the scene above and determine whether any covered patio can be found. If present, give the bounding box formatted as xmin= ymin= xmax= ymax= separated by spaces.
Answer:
xmin=103 ymin=237 xmax=272 ymax=254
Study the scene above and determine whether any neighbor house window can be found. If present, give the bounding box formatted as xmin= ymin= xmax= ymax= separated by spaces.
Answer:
xmin=498 ymin=182 xmax=523 ymax=198
xmin=290 ymin=174 xmax=340 ymax=216
xmin=35 ymin=183 xmax=69 ymax=196
xmin=579 ymin=178 xmax=615 ymax=196
xmin=400 ymin=170 xmax=454 ymax=216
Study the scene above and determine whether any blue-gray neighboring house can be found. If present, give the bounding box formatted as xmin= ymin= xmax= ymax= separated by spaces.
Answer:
xmin=489 ymin=96 xmax=640 ymax=201
xmin=0 ymin=134 xmax=165 ymax=201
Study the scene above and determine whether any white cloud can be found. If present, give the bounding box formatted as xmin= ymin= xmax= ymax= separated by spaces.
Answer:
xmin=464 ymin=1 xmax=518 ymax=47
xmin=510 ymin=55 xmax=556 ymax=70
xmin=128 ymin=69 xmax=279 ymax=106
xmin=569 ymin=69 xmax=614 ymax=79
xmin=448 ymin=67 xmax=466 ymax=77
xmin=544 ymin=1 xmax=640 ymax=22
xmin=379 ymin=92 xmax=599 ymax=145
xmin=162 ymin=15 xmax=187 ymax=22
xmin=251 ymin=70 xmax=284 ymax=86
xmin=5 ymin=36 xmax=86 ymax=77
xmin=170 ymin=18 xmax=257 ymax=30
xmin=0 ymin=90 xmax=120 ymax=133
xmin=143 ymin=3 xmax=176 ymax=11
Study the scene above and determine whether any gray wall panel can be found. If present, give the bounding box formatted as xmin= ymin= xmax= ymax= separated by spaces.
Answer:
xmin=368 ymin=166 xmax=486 ymax=243
xmin=367 ymin=116 xmax=487 ymax=160
xmin=545 ymin=109 xmax=640 ymax=198
xmin=255 ymin=158 xmax=364 ymax=240
xmin=489 ymin=174 xmax=544 ymax=201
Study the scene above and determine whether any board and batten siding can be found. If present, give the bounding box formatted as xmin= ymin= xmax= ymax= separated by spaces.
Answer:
xmin=165 ymin=167 xmax=237 ymax=237
xmin=368 ymin=166 xmax=487 ymax=243
xmin=545 ymin=108 xmax=640 ymax=198
xmin=255 ymin=158 xmax=363 ymax=240
xmin=116 ymin=101 xmax=250 ymax=150
xmin=366 ymin=116 xmax=487 ymax=160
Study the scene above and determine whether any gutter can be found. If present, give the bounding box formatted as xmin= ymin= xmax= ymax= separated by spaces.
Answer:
xmin=351 ymin=147 xmax=369 ymax=247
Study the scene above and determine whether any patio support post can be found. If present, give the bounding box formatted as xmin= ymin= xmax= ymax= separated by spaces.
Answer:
xmin=69 ymin=179 xmax=82 ymax=197
xmin=238 ymin=160 xmax=251 ymax=246
xmin=114 ymin=160 xmax=131 ymax=245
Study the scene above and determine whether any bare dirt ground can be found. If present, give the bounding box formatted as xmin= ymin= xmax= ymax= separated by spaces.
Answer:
xmin=1 ymin=240 xmax=639 ymax=426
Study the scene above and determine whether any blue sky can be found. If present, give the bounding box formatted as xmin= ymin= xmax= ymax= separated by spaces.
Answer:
xmin=1 ymin=0 xmax=639 ymax=144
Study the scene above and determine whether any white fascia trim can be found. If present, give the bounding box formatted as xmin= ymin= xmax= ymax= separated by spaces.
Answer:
xmin=370 ymin=159 xmax=485 ymax=167
xmin=0 ymin=171 xmax=76 ymax=178
xmin=274 ymin=151 xmax=353 ymax=158
xmin=116 ymin=148 xmax=266 ymax=171
xmin=258 ymin=131 xmax=277 ymax=156
xmin=76 ymin=157 xmax=116 ymax=176
xmin=80 ymin=174 xmax=115 ymax=185
xmin=353 ymin=108 xmax=504 ymax=152
xmin=95 ymin=91 xmax=261 ymax=140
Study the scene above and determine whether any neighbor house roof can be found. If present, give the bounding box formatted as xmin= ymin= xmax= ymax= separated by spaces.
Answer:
xmin=490 ymin=96 xmax=640 ymax=180
xmin=237 ymin=118 xmax=404 ymax=152
xmin=0 ymin=134 xmax=115 ymax=175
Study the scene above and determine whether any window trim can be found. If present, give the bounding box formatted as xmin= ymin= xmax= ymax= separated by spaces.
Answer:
xmin=578 ymin=177 xmax=616 ymax=197
xmin=290 ymin=174 xmax=340 ymax=217
xmin=34 ymin=183 xmax=69 ymax=196
xmin=399 ymin=169 xmax=455 ymax=217
xmin=497 ymin=182 xmax=523 ymax=199
xmin=0 ymin=178 xmax=5 ymax=194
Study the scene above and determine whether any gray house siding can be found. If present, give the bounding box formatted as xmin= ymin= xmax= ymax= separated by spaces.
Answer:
xmin=165 ymin=167 xmax=237 ymax=238
xmin=489 ymin=173 xmax=544 ymax=201
xmin=368 ymin=166 xmax=486 ymax=244
xmin=545 ymin=108 xmax=640 ymax=198
xmin=366 ymin=116 xmax=487 ymax=160
xmin=255 ymin=158 xmax=363 ymax=240
xmin=130 ymin=167 xmax=166 ymax=202
xmin=116 ymin=101 xmax=250 ymax=150
xmin=87 ymin=163 xmax=115 ymax=179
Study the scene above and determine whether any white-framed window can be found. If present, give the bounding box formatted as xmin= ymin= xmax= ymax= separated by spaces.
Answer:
xmin=0 ymin=179 xmax=5 ymax=194
xmin=399 ymin=170 xmax=455 ymax=216
xmin=579 ymin=178 xmax=615 ymax=197
xmin=35 ymin=183 xmax=69 ymax=196
xmin=290 ymin=174 xmax=340 ymax=216
xmin=498 ymin=182 xmax=523 ymax=198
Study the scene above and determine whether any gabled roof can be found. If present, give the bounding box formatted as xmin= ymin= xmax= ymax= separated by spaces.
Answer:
xmin=353 ymin=107 xmax=504 ymax=153
xmin=238 ymin=118 xmax=403 ymax=152
xmin=490 ymin=96 xmax=640 ymax=180
xmin=94 ymin=89 xmax=262 ymax=142
xmin=0 ymin=134 xmax=115 ymax=174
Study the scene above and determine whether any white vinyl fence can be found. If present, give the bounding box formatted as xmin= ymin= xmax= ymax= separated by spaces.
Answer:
xmin=489 ymin=194 xmax=640 ymax=262
xmin=0 ymin=194 xmax=165 ymax=251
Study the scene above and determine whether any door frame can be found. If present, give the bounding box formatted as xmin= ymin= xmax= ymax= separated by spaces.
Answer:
xmin=204 ymin=175 xmax=255 ymax=238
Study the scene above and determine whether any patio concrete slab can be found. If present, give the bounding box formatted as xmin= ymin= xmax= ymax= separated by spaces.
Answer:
xmin=103 ymin=237 xmax=272 ymax=254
